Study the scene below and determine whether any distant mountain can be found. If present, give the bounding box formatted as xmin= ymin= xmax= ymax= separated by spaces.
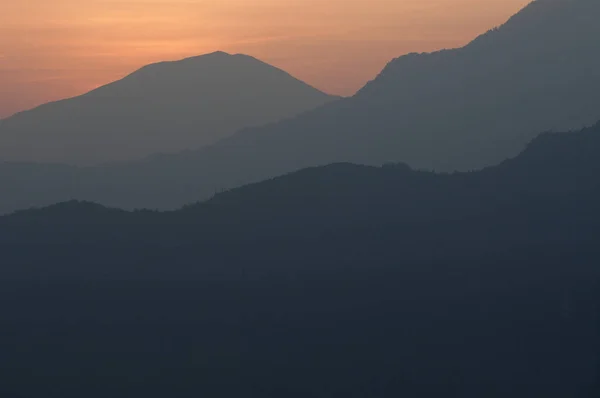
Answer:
xmin=4 ymin=120 xmax=600 ymax=242
xmin=1 ymin=0 xmax=598 ymax=213
xmin=0 ymin=51 xmax=337 ymax=165
xmin=183 ymin=0 xmax=600 ymax=175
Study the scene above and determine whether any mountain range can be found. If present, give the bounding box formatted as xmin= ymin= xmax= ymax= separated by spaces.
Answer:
xmin=2 ymin=1 xmax=600 ymax=396
xmin=1 ymin=0 xmax=600 ymax=213
xmin=1 ymin=122 xmax=599 ymax=398
xmin=0 ymin=51 xmax=336 ymax=165
xmin=3 ymin=120 xmax=600 ymax=244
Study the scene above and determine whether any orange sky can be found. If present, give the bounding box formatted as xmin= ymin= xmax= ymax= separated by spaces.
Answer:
xmin=0 ymin=0 xmax=530 ymax=118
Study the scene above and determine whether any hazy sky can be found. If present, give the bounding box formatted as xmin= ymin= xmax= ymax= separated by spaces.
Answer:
xmin=0 ymin=0 xmax=530 ymax=118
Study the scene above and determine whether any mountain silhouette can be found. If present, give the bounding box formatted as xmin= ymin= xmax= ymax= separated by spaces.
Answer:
xmin=4 ymin=120 xmax=600 ymax=242
xmin=1 ymin=0 xmax=599 ymax=215
xmin=0 ymin=51 xmax=337 ymax=165
xmin=1 ymin=122 xmax=600 ymax=398
xmin=2 ymin=2 xmax=600 ymax=395
xmin=185 ymin=0 xmax=600 ymax=175
xmin=1 ymin=0 xmax=598 ymax=213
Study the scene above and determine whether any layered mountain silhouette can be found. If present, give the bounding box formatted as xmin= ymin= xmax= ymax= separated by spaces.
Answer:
xmin=3 ymin=1 xmax=600 ymax=396
xmin=4 ymin=120 xmax=600 ymax=242
xmin=1 ymin=0 xmax=599 ymax=213
xmin=174 ymin=0 xmax=600 ymax=177
xmin=1 ymin=122 xmax=600 ymax=398
xmin=0 ymin=51 xmax=336 ymax=165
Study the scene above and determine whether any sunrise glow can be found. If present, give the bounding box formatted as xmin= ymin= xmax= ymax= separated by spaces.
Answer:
xmin=0 ymin=0 xmax=530 ymax=118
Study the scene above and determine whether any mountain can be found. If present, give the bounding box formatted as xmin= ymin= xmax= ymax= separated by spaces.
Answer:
xmin=1 ymin=123 xmax=600 ymax=398
xmin=0 ymin=51 xmax=337 ymax=165
xmin=1 ymin=0 xmax=599 ymax=213
xmin=4 ymin=120 xmax=600 ymax=242
xmin=176 ymin=0 xmax=600 ymax=176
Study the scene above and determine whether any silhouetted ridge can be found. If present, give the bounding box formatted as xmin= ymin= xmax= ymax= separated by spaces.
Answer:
xmin=124 ymin=51 xmax=275 ymax=79
xmin=363 ymin=0 xmax=600 ymax=98
xmin=4 ymin=121 xmax=600 ymax=236
xmin=1 ymin=119 xmax=600 ymax=398
xmin=520 ymin=121 xmax=600 ymax=161
xmin=2 ymin=0 xmax=600 ymax=214
xmin=9 ymin=200 xmax=127 ymax=224
xmin=0 ymin=51 xmax=337 ymax=165
xmin=466 ymin=0 xmax=569 ymax=49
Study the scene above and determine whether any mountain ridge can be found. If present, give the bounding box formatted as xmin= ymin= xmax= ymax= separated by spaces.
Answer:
xmin=0 ymin=51 xmax=337 ymax=165
xmin=4 ymin=121 xmax=600 ymax=236
xmin=2 ymin=0 xmax=600 ymax=213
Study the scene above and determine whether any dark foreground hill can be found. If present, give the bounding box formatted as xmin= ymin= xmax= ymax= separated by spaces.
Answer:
xmin=0 ymin=51 xmax=336 ymax=165
xmin=2 ymin=0 xmax=600 ymax=213
xmin=1 ymin=123 xmax=600 ymax=397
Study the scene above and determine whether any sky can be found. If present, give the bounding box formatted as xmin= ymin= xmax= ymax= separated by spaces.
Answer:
xmin=0 ymin=0 xmax=530 ymax=118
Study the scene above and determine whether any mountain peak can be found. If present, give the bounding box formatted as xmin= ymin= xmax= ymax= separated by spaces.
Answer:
xmin=131 ymin=51 xmax=258 ymax=75
xmin=175 ymin=50 xmax=233 ymax=60
xmin=0 ymin=51 xmax=337 ymax=165
xmin=206 ymin=50 xmax=231 ymax=56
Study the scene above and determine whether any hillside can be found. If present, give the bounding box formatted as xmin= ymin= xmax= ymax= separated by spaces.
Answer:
xmin=0 ymin=51 xmax=337 ymax=165
xmin=2 ymin=0 xmax=599 ymax=212
xmin=1 ymin=123 xmax=600 ymax=398
xmin=3 ymin=121 xmax=600 ymax=243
